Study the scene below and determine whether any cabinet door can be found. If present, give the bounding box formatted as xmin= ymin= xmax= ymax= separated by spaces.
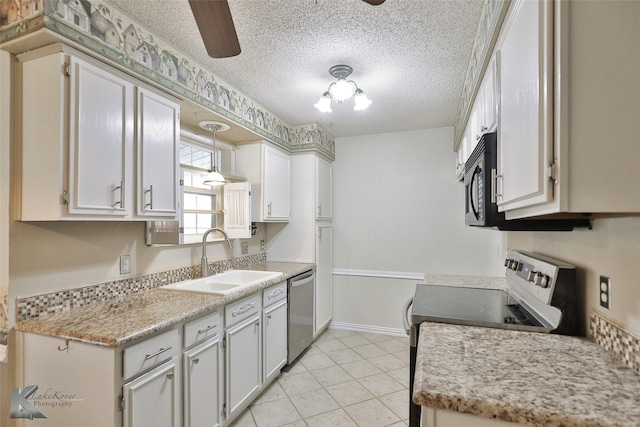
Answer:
xmin=224 ymin=181 xmax=252 ymax=238
xmin=184 ymin=337 xmax=223 ymax=427
xmin=316 ymin=157 xmax=333 ymax=220
xmin=263 ymin=300 xmax=288 ymax=384
xmin=315 ymin=224 xmax=333 ymax=335
xmin=262 ymin=145 xmax=290 ymax=220
xmin=226 ymin=314 xmax=262 ymax=420
xmin=123 ymin=358 xmax=180 ymax=427
xmin=137 ymin=87 xmax=179 ymax=217
xmin=68 ymin=55 xmax=133 ymax=216
xmin=497 ymin=0 xmax=554 ymax=211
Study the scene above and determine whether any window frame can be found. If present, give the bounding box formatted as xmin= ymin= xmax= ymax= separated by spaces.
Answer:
xmin=178 ymin=138 xmax=224 ymax=245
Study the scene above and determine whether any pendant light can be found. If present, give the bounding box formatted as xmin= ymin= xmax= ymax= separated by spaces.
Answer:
xmin=198 ymin=120 xmax=230 ymax=187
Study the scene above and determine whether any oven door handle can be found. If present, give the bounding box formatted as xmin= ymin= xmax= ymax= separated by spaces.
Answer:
xmin=402 ymin=296 xmax=413 ymax=336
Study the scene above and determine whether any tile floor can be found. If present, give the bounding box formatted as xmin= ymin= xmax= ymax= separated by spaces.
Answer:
xmin=229 ymin=328 xmax=410 ymax=427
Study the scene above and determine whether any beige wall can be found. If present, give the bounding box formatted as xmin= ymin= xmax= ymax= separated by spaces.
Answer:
xmin=332 ymin=127 xmax=506 ymax=332
xmin=508 ymin=217 xmax=640 ymax=335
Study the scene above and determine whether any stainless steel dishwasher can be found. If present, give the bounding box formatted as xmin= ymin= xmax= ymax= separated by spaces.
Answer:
xmin=287 ymin=269 xmax=315 ymax=364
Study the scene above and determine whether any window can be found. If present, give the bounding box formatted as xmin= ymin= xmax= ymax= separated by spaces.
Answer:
xmin=179 ymin=141 xmax=223 ymax=244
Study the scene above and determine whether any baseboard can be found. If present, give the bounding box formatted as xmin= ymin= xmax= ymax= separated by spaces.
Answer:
xmin=329 ymin=321 xmax=407 ymax=337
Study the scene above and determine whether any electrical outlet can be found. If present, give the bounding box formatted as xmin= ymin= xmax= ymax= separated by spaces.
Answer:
xmin=599 ymin=275 xmax=611 ymax=309
xmin=120 ymin=255 xmax=131 ymax=275
xmin=241 ymin=241 xmax=249 ymax=255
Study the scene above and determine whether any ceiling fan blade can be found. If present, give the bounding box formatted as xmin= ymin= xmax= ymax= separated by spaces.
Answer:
xmin=188 ymin=0 xmax=241 ymax=58
xmin=362 ymin=0 xmax=386 ymax=5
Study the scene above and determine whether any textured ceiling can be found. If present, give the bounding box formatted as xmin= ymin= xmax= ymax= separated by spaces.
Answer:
xmin=107 ymin=0 xmax=483 ymax=138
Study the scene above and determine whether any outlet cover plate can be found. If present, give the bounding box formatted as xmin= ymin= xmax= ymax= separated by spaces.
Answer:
xmin=599 ymin=275 xmax=611 ymax=309
xmin=120 ymin=255 xmax=131 ymax=274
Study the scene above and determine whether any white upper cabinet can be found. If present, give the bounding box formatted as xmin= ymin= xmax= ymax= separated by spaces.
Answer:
xmin=494 ymin=0 xmax=640 ymax=218
xmin=68 ymin=56 xmax=133 ymax=217
xmin=316 ymin=157 xmax=332 ymax=220
xmin=235 ymin=141 xmax=290 ymax=222
xmin=496 ymin=0 xmax=554 ymax=213
xmin=457 ymin=55 xmax=498 ymax=174
xmin=18 ymin=44 xmax=179 ymax=221
xmin=136 ymin=87 xmax=179 ymax=217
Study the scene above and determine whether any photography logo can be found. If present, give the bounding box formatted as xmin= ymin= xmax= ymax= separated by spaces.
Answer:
xmin=10 ymin=385 xmax=47 ymax=419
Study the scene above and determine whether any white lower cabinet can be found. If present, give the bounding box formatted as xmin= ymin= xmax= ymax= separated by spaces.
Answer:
xmin=183 ymin=310 xmax=224 ymax=427
xmin=263 ymin=281 xmax=288 ymax=384
xmin=18 ymin=284 xmax=297 ymax=427
xmin=122 ymin=359 xmax=180 ymax=427
xmin=225 ymin=293 xmax=263 ymax=423
xmin=423 ymin=407 xmax=522 ymax=427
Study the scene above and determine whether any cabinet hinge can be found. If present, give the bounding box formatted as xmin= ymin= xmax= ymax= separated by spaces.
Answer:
xmin=63 ymin=62 xmax=71 ymax=77
xmin=62 ymin=191 xmax=70 ymax=205
xmin=118 ymin=395 xmax=125 ymax=411
xmin=547 ymin=162 xmax=558 ymax=183
xmin=222 ymin=403 xmax=227 ymax=418
xmin=179 ymin=179 xmax=184 ymax=186
xmin=222 ymin=336 xmax=226 ymax=348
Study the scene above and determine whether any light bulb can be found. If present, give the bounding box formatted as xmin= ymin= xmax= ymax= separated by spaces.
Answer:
xmin=329 ymin=78 xmax=355 ymax=103
xmin=314 ymin=92 xmax=332 ymax=113
xmin=353 ymin=89 xmax=372 ymax=111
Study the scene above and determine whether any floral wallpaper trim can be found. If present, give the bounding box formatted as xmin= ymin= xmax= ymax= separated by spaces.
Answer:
xmin=15 ymin=253 xmax=267 ymax=323
xmin=590 ymin=310 xmax=640 ymax=375
xmin=0 ymin=0 xmax=335 ymax=159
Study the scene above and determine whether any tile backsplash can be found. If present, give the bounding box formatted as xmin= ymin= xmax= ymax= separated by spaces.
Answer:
xmin=591 ymin=310 xmax=640 ymax=375
xmin=16 ymin=253 xmax=266 ymax=322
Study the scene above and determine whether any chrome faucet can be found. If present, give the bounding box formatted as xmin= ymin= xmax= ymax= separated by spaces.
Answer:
xmin=201 ymin=228 xmax=233 ymax=277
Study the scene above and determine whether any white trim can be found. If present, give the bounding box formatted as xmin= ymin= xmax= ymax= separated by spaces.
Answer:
xmin=329 ymin=321 xmax=407 ymax=338
xmin=332 ymin=268 xmax=425 ymax=281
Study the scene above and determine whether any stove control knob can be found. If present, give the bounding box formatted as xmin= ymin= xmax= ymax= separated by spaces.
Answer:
xmin=527 ymin=270 xmax=537 ymax=282
xmin=539 ymin=274 xmax=550 ymax=288
xmin=504 ymin=258 xmax=511 ymax=267
xmin=534 ymin=272 xmax=549 ymax=287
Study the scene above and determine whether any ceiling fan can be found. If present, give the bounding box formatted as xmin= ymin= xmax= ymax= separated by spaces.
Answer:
xmin=188 ymin=0 xmax=387 ymax=58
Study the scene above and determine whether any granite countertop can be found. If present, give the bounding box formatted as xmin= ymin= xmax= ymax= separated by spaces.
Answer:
xmin=15 ymin=262 xmax=314 ymax=348
xmin=413 ymin=322 xmax=640 ymax=427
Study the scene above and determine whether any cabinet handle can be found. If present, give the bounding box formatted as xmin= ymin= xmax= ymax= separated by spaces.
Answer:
xmin=267 ymin=314 xmax=272 ymax=320
xmin=113 ymin=181 xmax=124 ymax=208
xmin=267 ymin=202 xmax=272 ymax=217
xmin=145 ymin=185 xmax=153 ymax=210
xmin=255 ymin=321 xmax=260 ymax=329
xmin=145 ymin=346 xmax=172 ymax=360
xmin=318 ymin=205 xmax=322 ymax=216
xmin=193 ymin=358 xmax=200 ymax=365
xmin=166 ymin=372 xmax=174 ymax=380
xmin=197 ymin=325 xmax=217 ymax=335
xmin=481 ymin=125 xmax=488 ymax=132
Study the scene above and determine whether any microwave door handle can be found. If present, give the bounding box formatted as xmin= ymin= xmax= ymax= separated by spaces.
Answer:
xmin=470 ymin=167 xmax=480 ymax=220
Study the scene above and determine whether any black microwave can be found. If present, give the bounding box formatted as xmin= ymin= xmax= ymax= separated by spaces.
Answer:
xmin=464 ymin=133 xmax=590 ymax=231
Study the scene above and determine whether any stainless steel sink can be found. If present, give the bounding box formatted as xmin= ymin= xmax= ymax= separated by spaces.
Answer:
xmin=160 ymin=270 xmax=283 ymax=295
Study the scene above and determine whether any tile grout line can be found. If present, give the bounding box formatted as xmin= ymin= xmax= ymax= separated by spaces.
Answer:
xmin=231 ymin=329 xmax=410 ymax=426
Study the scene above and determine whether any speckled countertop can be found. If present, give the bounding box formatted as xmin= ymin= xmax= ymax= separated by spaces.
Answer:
xmin=15 ymin=262 xmax=314 ymax=348
xmin=414 ymin=322 xmax=640 ymax=427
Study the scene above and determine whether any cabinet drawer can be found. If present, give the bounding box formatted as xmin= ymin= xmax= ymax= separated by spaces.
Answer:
xmin=225 ymin=293 xmax=262 ymax=327
xmin=184 ymin=310 xmax=222 ymax=349
xmin=123 ymin=328 xmax=180 ymax=380
xmin=263 ymin=281 xmax=287 ymax=307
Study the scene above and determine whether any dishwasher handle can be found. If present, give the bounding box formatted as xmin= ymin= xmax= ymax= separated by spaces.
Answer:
xmin=290 ymin=270 xmax=314 ymax=288
xmin=402 ymin=296 xmax=413 ymax=336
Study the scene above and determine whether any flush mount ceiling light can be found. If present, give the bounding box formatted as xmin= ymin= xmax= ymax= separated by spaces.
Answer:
xmin=314 ymin=65 xmax=372 ymax=113
xmin=198 ymin=120 xmax=230 ymax=187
